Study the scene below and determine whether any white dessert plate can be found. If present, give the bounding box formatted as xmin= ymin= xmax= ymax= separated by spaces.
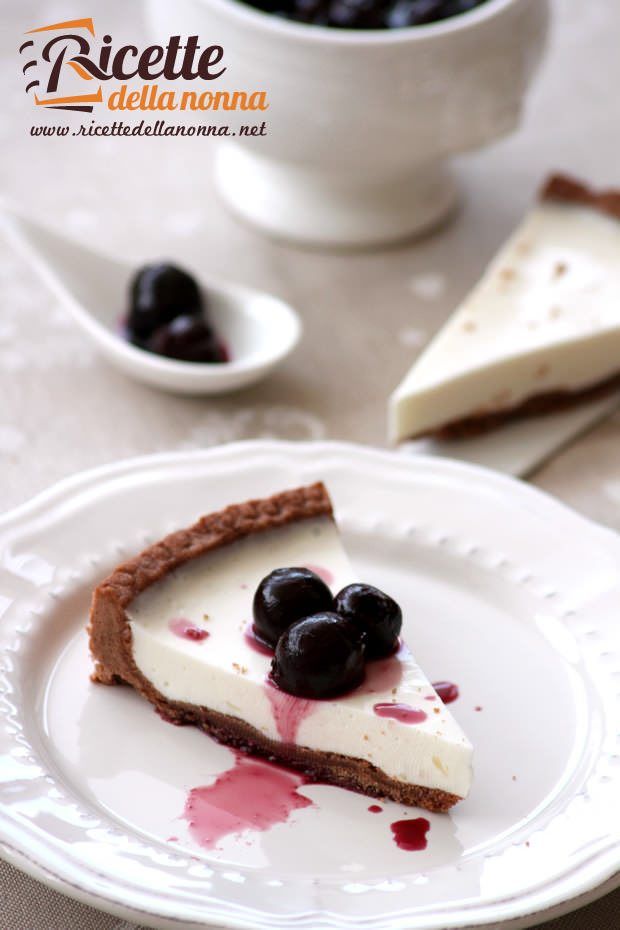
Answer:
xmin=0 ymin=441 xmax=618 ymax=930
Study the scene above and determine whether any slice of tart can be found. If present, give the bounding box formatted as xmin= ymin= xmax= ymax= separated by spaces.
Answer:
xmin=89 ymin=483 xmax=472 ymax=812
xmin=390 ymin=174 xmax=620 ymax=440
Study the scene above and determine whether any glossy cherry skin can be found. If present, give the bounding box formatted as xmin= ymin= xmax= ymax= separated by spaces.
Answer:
xmin=385 ymin=0 xmax=444 ymax=26
xmin=245 ymin=0 xmax=485 ymax=27
xmin=128 ymin=263 xmax=204 ymax=340
xmin=146 ymin=314 xmax=226 ymax=363
xmin=333 ymin=583 xmax=402 ymax=659
xmin=326 ymin=0 xmax=385 ymax=28
xmin=271 ymin=612 xmax=365 ymax=698
xmin=253 ymin=567 xmax=334 ymax=648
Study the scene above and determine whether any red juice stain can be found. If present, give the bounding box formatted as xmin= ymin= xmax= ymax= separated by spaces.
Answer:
xmin=265 ymin=678 xmax=315 ymax=743
xmin=244 ymin=624 xmax=274 ymax=656
xmin=304 ymin=564 xmax=334 ymax=585
xmin=391 ymin=817 xmax=430 ymax=851
xmin=183 ymin=751 xmax=312 ymax=849
xmin=373 ymin=703 xmax=427 ymax=724
xmin=368 ymin=804 xmax=383 ymax=813
xmin=432 ymin=681 xmax=460 ymax=704
xmin=168 ymin=617 xmax=209 ymax=642
xmin=475 ymin=705 xmax=483 ymax=712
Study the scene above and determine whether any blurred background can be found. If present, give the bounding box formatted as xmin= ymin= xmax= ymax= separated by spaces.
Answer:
xmin=1 ymin=0 xmax=619 ymax=530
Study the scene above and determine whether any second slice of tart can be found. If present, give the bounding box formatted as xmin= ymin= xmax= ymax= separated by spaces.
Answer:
xmin=89 ymin=483 xmax=472 ymax=812
xmin=390 ymin=174 xmax=620 ymax=440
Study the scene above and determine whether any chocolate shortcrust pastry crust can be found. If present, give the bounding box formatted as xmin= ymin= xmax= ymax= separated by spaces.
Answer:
xmin=419 ymin=369 xmax=620 ymax=441
xmin=88 ymin=483 xmax=459 ymax=813
xmin=541 ymin=173 xmax=620 ymax=221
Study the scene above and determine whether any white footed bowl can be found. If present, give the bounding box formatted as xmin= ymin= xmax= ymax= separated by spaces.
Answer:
xmin=147 ymin=0 xmax=550 ymax=247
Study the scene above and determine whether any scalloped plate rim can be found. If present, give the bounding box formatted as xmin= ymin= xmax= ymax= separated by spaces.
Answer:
xmin=0 ymin=440 xmax=618 ymax=930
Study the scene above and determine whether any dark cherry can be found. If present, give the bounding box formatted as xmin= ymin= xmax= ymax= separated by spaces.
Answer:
xmin=253 ymin=567 xmax=334 ymax=648
xmin=254 ymin=0 xmax=298 ymax=12
xmin=128 ymin=262 xmax=203 ymax=340
xmin=271 ymin=612 xmax=365 ymax=698
xmin=241 ymin=0 xmax=486 ymax=27
xmin=385 ymin=0 xmax=444 ymax=27
xmin=435 ymin=0 xmax=483 ymax=16
xmin=326 ymin=0 xmax=386 ymax=28
xmin=146 ymin=315 xmax=226 ymax=363
xmin=289 ymin=0 xmax=327 ymax=21
xmin=333 ymin=583 xmax=402 ymax=659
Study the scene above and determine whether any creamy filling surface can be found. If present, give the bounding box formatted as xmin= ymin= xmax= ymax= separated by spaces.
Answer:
xmin=390 ymin=201 xmax=620 ymax=440
xmin=128 ymin=516 xmax=473 ymax=798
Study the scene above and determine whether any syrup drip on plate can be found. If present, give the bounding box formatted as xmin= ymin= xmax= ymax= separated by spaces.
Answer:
xmin=183 ymin=751 xmax=312 ymax=848
xmin=390 ymin=817 xmax=430 ymax=851
xmin=431 ymin=680 xmax=459 ymax=704
xmin=168 ymin=617 xmax=209 ymax=641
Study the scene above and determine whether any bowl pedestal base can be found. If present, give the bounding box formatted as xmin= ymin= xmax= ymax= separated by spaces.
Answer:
xmin=215 ymin=143 xmax=458 ymax=248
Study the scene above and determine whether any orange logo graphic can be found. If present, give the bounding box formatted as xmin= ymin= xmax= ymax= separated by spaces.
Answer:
xmin=20 ymin=18 xmax=103 ymax=112
xmin=20 ymin=19 xmax=269 ymax=121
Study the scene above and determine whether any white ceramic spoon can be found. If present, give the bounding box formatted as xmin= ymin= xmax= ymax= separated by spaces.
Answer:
xmin=0 ymin=203 xmax=302 ymax=395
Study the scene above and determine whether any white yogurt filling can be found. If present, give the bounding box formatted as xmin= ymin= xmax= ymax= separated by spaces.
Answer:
xmin=128 ymin=516 xmax=473 ymax=797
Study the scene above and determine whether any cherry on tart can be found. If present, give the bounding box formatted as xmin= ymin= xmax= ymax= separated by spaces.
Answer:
xmin=333 ymin=583 xmax=402 ymax=658
xmin=271 ymin=612 xmax=365 ymax=698
xmin=253 ymin=567 xmax=334 ymax=648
